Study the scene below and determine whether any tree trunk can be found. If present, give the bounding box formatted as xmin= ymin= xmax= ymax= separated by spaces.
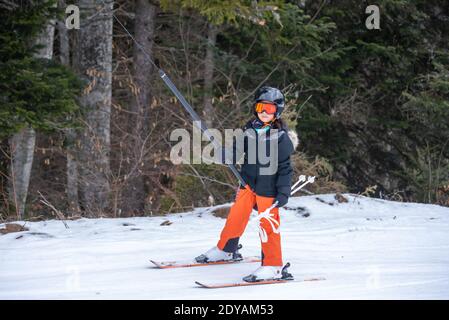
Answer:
xmin=74 ymin=0 xmax=113 ymax=215
xmin=57 ymin=0 xmax=70 ymax=66
xmin=8 ymin=128 xmax=36 ymax=219
xmin=58 ymin=0 xmax=81 ymax=215
xmin=8 ymin=7 xmax=56 ymax=219
xmin=120 ymin=0 xmax=157 ymax=215
xmin=203 ymin=23 xmax=217 ymax=128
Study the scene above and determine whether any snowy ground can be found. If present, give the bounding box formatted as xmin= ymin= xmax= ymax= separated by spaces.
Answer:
xmin=1 ymin=193 xmax=449 ymax=300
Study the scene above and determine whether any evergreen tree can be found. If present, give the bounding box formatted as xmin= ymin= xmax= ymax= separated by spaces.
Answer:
xmin=296 ymin=0 xmax=449 ymax=202
xmin=0 ymin=0 xmax=81 ymax=139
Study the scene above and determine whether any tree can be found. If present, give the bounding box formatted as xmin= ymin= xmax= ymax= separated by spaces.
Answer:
xmin=74 ymin=0 xmax=113 ymax=214
xmin=296 ymin=0 xmax=449 ymax=202
xmin=202 ymin=22 xmax=218 ymax=127
xmin=120 ymin=0 xmax=158 ymax=215
xmin=57 ymin=0 xmax=81 ymax=215
xmin=0 ymin=0 xmax=81 ymax=218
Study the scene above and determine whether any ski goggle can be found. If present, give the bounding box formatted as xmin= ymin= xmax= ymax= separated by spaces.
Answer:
xmin=255 ymin=102 xmax=277 ymax=115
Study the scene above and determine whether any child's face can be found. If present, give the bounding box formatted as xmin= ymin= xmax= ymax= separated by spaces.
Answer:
xmin=257 ymin=111 xmax=275 ymax=123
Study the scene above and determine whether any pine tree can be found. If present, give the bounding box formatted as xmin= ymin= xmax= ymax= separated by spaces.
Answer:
xmin=0 ymin=0 xmax=81 ymax=218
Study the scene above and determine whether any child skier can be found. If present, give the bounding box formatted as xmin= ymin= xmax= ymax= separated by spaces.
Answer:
xmin=196 ymin=86 xmax=296 ymax=282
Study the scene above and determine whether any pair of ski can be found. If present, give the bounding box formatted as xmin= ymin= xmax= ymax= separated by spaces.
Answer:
xmin=150 ymin=257 xmax=325 ymax=289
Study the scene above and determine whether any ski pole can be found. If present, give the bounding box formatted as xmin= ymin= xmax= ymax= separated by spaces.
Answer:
xmin=291 ymin=175 xmax=306 ymax=191
xmin=158 ymin=70 xmax=247 ymax=188
xmin=291 ymin=176 xmax=315 ymax=195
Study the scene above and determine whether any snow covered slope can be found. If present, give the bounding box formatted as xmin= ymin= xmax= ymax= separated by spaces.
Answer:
xmin=1 ymin=194 xmax=449 ymax=299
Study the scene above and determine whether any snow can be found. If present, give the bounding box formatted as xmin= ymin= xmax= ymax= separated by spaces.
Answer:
xmin=1 ymin=194 xmax=449 ymax=300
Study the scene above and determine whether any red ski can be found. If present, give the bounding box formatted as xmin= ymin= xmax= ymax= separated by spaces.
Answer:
xmin=150 ymin=256 xmax=261 ymax=269
xmin=195 ymin=277 xmax=325 ymax=289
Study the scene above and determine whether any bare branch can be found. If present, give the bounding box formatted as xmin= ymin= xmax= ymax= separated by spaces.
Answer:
xmin=38 ymin=191 xmax=69 ymax=229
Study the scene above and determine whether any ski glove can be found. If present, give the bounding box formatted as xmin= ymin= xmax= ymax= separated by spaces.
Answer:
xmin=275 ymin=193 xmax=288 ymax=208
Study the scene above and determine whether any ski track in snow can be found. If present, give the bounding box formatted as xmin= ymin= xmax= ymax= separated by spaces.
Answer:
xmin=1 ymin=194 xmax=449 ymax=299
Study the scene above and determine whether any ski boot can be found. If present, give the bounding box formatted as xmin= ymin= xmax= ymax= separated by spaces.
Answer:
xmin=195 ymin=244 xmax=243 ymax=263
xmin=243 ymin=262 xmax=294 ymax=282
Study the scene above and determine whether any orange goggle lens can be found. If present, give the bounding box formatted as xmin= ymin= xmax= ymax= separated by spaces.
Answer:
xmin=255 ymin=102 xmax=277 ymax=114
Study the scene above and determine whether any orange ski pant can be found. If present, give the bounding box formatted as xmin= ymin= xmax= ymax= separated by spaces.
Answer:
xmin=217 ymin=186 xmax=282 ymax=266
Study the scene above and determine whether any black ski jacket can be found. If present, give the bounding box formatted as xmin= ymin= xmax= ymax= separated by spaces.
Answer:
xmin=224 ymin=120 xmax=294 ymax=198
